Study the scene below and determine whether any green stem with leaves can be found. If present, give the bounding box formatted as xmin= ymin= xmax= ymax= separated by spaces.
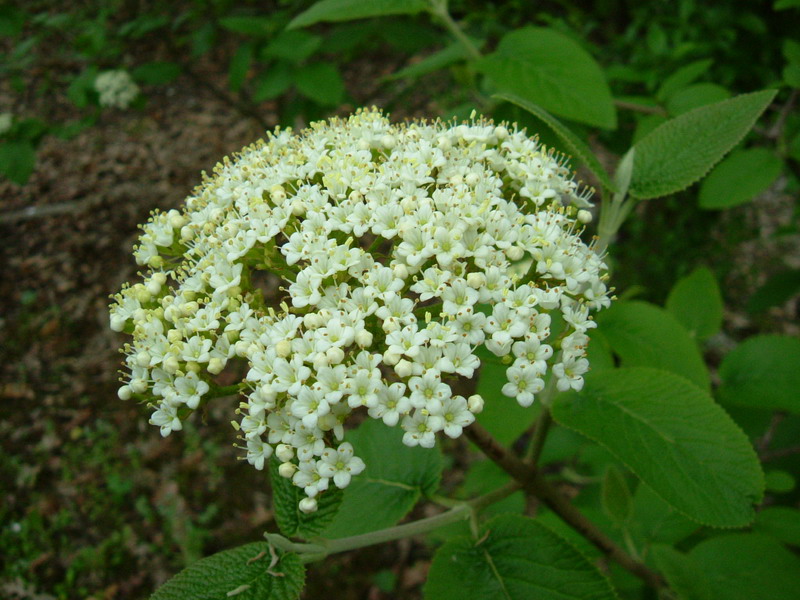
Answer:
xmin=427 ymin=0 xmax=483 ymax=62
xmin=266 ymin=481 xmax=520 ymax=563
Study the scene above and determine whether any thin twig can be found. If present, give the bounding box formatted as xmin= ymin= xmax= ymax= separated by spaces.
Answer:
xmin=613 ymin=99 xmax=667 ymax=116
xmin=756 ymin=411 xmax=786 ymax=455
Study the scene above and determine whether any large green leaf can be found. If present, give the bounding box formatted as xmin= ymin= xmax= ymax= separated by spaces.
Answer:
xmin=601 ymin=465 xmax=632 ymax=525
xmin=288 ymin=0 xmax=427 ymax=29
xmin=322 ymin=419 xmax=442 ymax=538
xmin=665 ymin=267 xmax=723 ymax=340
xmin=698 ymin=148 xmax=783 ymax=209
xmin=629 ymin=484 xmax=697 ymax=547
xmin=754 ymin=507 xmax=800 ymax=546
xmin=151 ymin=544 xmax=304 ymax=600
xmin=294 ymin=62 xmax=345 ymax=106
xmin=270 ymin=458 xmax=343 ymax=540
xmin=551 ymin=368 xmax=764 ymax=527
xmin=650 ymin=545 xmax=713 ymax=600
xmin=687 ymin=534 xmax=800 ymax=600
xmin=476 ymin=27 xmax=616 ymax=129
xmin=496 ymin=92 xmax=615 ymax=191
xmin=629 ymin=90 xmax=776 ymax=199
xmin=424 ymin=515 xmax=617 ymax=600
xmin=717 ymin=335 xmax=800 ymax=414
xmin=595 ymin=301 xmax=710 ymax=390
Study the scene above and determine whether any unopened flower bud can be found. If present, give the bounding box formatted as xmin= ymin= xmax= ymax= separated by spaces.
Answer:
xmin=383 ymin=349 xmax=401 ymax=366
xmin=468 ymin=394 xmax=484 ymax=414
xmin=136 ymin=351 xmax=151 ymax=368
xmin=275 ymin=339 xmax=292 ymax=358
xmin=163 ymin=356 xmax=180 ymax=374
xmin=506 ymin=246 xmax=524 ymax=261
xmin=118 ymin=385 xmax=132 ymax=401
xmin=577 ymin=209 xmax=592 ymax=224
xmin=276 ymin=444 xmax=294 ymax=463
xmin=326 ymin=347 xmax=344 ymax=365
xmin=299 ymin=497 xmax=318 ymax=513
xmin=355 ymin=329 xmax=373 ymax=348
xmin=395 ymin=359 xmax=413 ymax=378
xmin=467 ymin=272 xmax=486 ymax=288
xmin=207 ymin=357 xmax=226 ymax=375
xmin=278 ymin=462 xmax=297 ymax=479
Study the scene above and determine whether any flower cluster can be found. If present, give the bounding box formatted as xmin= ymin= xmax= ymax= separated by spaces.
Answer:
xmin=110 ymin=108 xmax=611 ymax=512
xmin=94 ymin=70 xmax=139 ymax=109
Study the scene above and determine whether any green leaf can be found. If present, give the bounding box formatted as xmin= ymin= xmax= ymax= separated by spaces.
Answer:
xmin=132 ymin=61 xmax=181 ymax=85
xmin=219 ymin=16 xmax=275 ymax=37
xmin=262 ymin=30 xmax=322 ymax=63
xmin=288 ymin=0 xmax=427 ymax=29
xmin=665 ymin=266 xmax=723 ymax=340
xmin=601 ymin=465 xmax=632 ymax=525
xmin=67 ymin=67 xmax=98 ymax=108
xmin=687 ymin=534 xmax=800 ymax=600
xmin=424 ymin=515 xmax=617 ymax=600
xmin=747 ymin=268 xmax=800 ymax=313
xmin=629 ymin=484 xmax=697 ymax=547
xmin=322 ymin=419 xmax=442 ymax=538
xmin=476 ymin=27 xmax=616 ymax=129
xmin=698 ymin=148 xmax=782 ymax=209
xmin=0 ymin=140 xmax=36 ymax=185
xmin=475 ymin=351 xmax=536 ymax=446
xmin=270 ymin=458 xmax=343 ymax=539
xmin=666 ymin=83 xmax=730 ymax=116
xmin=783 ymin=64 xmax=800 ymax=88
xmin=764 ymin=470 xmax=795 ymax=493
xmin=754 ymin=507 xmax=800 ymax=546
xmin=551 ymin=367 xmax=764 ymax=527
xmin=775 ymin=0 xmax=800 ymax=8
xmin=650 ymin=545 xmax=713 ymax=600
xmin=388 ymin=41 xmax=474 ymax=81
xmin=596 ymin=301 xmax=710 ymax=390
xmin=656 ymin=59 xmax=714 ymax=101
xmin=629 ymin=90 xmax=777 ymax=200
xmin=294 ymin=63 xmax=345 ymax=106
xmin=253 ymin=64 xmax=293 ymax=102
xmin=495 ymin=92 xmax=615 ymax=191
xmin=718 ymin=335 xmax=800 ymax=413
xmin=784 ymin=39 xmax=800 ymax=64
xmin=150 ymin=543 xmax=304 ymax=600
xmin=229 ymin=43 xmax=254 ymax=93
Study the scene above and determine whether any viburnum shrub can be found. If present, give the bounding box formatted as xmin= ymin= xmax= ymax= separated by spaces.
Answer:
xmin=111 ymin=93 xmax=778 ymax=599
xmin=111 ymin=108 xmax=609 ymax=512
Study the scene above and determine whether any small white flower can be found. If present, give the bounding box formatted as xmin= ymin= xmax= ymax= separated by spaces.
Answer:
xmin=318 ymin=442 xmax=366 ymax=488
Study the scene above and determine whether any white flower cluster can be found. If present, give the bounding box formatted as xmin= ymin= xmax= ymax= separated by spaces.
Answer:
xmin=110 ymin=108 xmax=610 ymax=512
xmin=94 ymin=70 xmax=139 ymax=109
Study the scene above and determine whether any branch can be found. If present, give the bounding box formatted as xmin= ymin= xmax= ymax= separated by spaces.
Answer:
xmin=613 ymin=99 xmax=667 ymax=116
xmin=464 ymin=421 xmax=664 ymax=589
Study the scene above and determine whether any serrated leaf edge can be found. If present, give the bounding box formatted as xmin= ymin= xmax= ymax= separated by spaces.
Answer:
xmin=551 ymin=367 xmax=765 ymax=529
